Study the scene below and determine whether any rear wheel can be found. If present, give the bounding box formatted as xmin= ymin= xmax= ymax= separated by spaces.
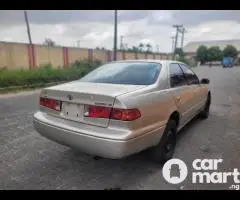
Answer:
xmin=199 ymin=94 xmax=211 ymax=119
xmin=150 ymin=120 xmax=177 ymax=164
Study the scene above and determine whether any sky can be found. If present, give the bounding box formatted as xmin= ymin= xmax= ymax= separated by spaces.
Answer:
xmin=0 ymin=10 xmax=240 ymax=52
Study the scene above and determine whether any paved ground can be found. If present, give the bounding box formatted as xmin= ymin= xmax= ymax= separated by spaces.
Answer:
xmin=0 ymin=66 xmax=240 ymax=190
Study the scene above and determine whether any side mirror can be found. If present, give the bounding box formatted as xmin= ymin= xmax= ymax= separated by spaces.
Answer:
xmin=201 ymin=78 xmax=210 ymax=84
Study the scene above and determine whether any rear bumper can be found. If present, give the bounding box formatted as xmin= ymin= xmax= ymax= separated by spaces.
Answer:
xmin=33 ymin=112 xmax=165 ymax=159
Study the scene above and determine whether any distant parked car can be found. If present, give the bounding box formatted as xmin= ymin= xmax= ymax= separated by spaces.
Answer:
xmin=222 ymin=57 xmax=234 ymax=68
xmin=33 ymin=60 xmax=211 ymax=164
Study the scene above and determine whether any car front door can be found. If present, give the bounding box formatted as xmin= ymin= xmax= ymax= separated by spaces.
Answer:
xmin=169 ymin=63 xmax=196 ymax=129
xmin=179 ymin=64 xmax=206 ymax=113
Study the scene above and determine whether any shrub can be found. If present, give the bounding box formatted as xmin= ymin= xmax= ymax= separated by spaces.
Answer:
xmin=0 ymin=59 xmax=102 ymax=87
xmin=177 ymin=56 xmax=196 ymax=67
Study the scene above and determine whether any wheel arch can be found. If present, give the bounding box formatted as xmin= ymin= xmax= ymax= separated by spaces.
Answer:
xmin=207 ymin=91 xmax=211 ymax=103
xmin=168 ymin=111 xmax=180 ymax=128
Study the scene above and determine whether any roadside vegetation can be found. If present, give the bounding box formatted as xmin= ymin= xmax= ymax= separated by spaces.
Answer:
xmin=195 ymin=44 xmax=238 ymax=65
xmin=177 ymin=56 xmax=196 ymax=67
xmin=174 ymin=48 xmax=197 ymax=67
xmin=0 ymin=59 xmax=102 ymax=90
xmin=173 ymin=45 xmax=238 ymax=67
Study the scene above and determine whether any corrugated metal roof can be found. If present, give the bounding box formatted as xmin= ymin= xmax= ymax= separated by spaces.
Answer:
xmin=184 ymin=39 xmax=240 ymax=53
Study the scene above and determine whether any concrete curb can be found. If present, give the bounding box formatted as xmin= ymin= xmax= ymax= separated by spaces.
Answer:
xmin=0 ymin=81 xmax=67 ymax=94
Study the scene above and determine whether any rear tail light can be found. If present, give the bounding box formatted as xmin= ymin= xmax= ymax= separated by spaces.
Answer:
xmin=84 ymin=105 xmax=141 ymax=121
xmin=110 ymin=108 xmax=141 ymax=121
xmin=40 ymin=97 xmax=61 ymax=111
xmin=86 ymin=105 xmax=112 ymax=118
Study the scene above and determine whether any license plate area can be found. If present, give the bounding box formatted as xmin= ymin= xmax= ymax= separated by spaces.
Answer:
xmin=61 ymin=102 xmax=84 ymax=121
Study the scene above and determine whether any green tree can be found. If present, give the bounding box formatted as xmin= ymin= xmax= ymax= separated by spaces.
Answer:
xmin=132 ymin=46 xmax=139 ymax=52
xmin=207 ymin=46 xmax=222 ymax=62
xmin=95 ymin=47 xmax=106 ymax=50
xmin=127 ymin=48 xmax=132 ymax=52
xmin=223 ymin=45 xmax=238 ymax=58
xmin=196 ymin=45 xmax=208 ymax=65
xmin=175 ymin=48 xmax=184 ymax=57
xmin=43 ymin=38 xmax=55 ymax=46
xmin=125 ymin=46 xmax=140 ymax=53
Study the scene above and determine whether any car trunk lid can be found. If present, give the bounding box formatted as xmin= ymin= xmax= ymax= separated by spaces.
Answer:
xmin=40 ymin=81 xmax=145 ymax=127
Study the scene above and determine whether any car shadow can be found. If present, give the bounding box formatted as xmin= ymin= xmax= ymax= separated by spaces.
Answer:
xmin=62 ymin=145 xmax=161 ymax=190
xmin=29 ymin=115 xmax=214 ymax=190
xmin=58 ymin=116 xmax=204 ymax=189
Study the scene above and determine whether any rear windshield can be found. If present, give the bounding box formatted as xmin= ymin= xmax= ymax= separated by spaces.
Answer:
xmin=79 ymin=62 xmax=161 ymax=85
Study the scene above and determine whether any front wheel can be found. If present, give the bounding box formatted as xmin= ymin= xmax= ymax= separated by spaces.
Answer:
xmin=150 ymin=120 xmax=177 ymax=164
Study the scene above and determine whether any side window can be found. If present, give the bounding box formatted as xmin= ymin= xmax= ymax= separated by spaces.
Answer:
xmin=170 ymin=63 xmax=188 ymax=88
xmin=179 ymin=64 xmax=199 ymax=85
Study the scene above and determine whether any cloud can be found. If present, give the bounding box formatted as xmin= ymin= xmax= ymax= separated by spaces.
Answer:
xmin=2 ymin=10 xmax=239 ymax=27
xmin=170 ymin=10 xmax=240 ymax=27
xmin=186 ymin=20 xmax=240 ymax=42
xmin=0 ymin=10 xmax=149 ymax=27
xmin=147 ymin=10 xmax=174 ymax=25
xmin=0 ymin=10 xmax=240 ymax=53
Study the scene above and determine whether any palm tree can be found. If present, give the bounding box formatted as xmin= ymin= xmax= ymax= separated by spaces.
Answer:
xmin=138 ymin=43 xmax=144 ymax=52
xmin=146 ymin=43 xmax=152 ymax=52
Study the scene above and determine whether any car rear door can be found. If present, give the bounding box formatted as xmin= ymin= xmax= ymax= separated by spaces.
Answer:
xmin=169 ymin=63 xmax=196 ymax=127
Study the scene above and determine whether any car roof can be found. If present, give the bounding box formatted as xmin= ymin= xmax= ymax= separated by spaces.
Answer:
xmin=109 ymin=59 xmax=184 ymax=66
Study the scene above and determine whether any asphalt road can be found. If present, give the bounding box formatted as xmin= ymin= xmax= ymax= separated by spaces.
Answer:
xmin=0 ymin=66 xmax=240 ymax=190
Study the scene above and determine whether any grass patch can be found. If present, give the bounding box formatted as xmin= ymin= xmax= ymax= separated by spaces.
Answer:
xmin=0 ymin=59 xmax=102 ymax=88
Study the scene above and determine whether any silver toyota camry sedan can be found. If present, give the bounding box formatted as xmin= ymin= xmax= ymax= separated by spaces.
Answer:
xmin=33 ymin=60 xmax=211 ymax=163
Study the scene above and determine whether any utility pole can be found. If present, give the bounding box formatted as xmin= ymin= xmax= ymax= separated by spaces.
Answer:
xmin=113 ymin=10 xmax=118 ymax=61
xmin=170 ymin=36 xmax=175 ymax=54
xmin=180 ymin=27 xmax=187 ymax=49
xmin=156 ymin=45 xmax=159 ymax=53
xmin=172 ymin=24 xmax=182 ymax=59
xmin=24 ymin=11 xmax=32 ymax=45
xmin=120 ymin=36 xmax=124 ymax=50
xmin=77 ymin=40 xmax=80 ymax=47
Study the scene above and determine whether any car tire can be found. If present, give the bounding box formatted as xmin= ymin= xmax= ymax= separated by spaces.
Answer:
xmin=150 ymin=120 xmax=177 ymax=164
xmin=199 ymin=94 xmax=211 ymax=119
